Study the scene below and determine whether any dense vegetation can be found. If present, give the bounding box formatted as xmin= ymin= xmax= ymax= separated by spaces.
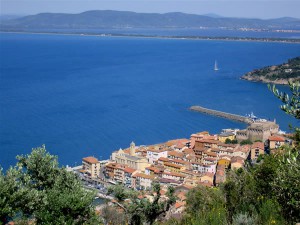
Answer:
xmin=0 ymin=146 xmax=99 ymax=224
xmin=242 ymin=57 xmax=300 ymax=83
xmin=105 ymin=183 xmax=176 ymax=225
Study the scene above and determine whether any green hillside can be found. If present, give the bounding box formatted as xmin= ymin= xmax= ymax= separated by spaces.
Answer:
xmin=242 ymin=57 xmax=300 ymax=84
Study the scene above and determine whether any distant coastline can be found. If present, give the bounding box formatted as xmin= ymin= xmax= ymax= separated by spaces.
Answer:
xmin=1 ymin=30 xmax=300 ymax=44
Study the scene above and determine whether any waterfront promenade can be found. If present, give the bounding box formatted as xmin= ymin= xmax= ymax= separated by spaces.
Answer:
xmin=190 ymin=106 xmax=253 ymax=124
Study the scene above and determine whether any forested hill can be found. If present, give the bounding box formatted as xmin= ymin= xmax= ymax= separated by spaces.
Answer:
xmin=1 ymin=10 xmax=300 ymax=30
xmin=241 ymin=57 xmax=300 ymax=84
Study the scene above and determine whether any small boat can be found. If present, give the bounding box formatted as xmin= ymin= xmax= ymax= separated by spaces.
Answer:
xmin=214 ymin=60 xmax=219 ymax=71
xmin=246 ymin=112 xmax=268 ymax=122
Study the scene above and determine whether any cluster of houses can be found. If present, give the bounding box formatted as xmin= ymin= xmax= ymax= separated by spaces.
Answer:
xmin=80 ymin=120 xmax=289 ymax=215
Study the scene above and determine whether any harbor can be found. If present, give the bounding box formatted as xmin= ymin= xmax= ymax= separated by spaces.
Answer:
xmin=190 ymin=105 xmax=254 ymax=124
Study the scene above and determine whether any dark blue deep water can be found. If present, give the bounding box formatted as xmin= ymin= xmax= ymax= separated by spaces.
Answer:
xmin=0 ymin=32 xmax=299 ymax=170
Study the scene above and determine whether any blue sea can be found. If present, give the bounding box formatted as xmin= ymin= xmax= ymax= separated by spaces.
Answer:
xmin=0 ymin=32 xmax=299 ymax=170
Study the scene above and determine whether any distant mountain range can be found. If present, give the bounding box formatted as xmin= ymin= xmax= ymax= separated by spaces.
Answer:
xmin=1 ymin=10 xmax=299 ymax=30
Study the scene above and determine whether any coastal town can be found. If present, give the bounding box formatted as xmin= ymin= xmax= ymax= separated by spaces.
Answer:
xmin=73 ymin=117 xmax=292 ymax=215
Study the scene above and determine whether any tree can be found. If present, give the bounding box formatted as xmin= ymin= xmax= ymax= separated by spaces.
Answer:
xmin=269 ymin=81 xmax=300 ymax=119
xmin=184 ymin=186 xmax=227 ymax=225
xmin=240 ymin=139 xmax=253 ymax=145
xmin=0 ymin=168 xmax=21 ymax=224
xmin=225 ymin=138 xmax=238 ymax=144
xmin=107 ymin=182 xmax=176 ymax=225
xmin=271 ymin=148 xmax=300 ymax=223
xmin=0 ymin=145 xmax=99 ymax=224
xmin=225 ymin=138 xmax=232 ymax=144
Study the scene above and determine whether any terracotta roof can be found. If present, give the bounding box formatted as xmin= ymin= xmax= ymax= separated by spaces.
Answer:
xmin=146 ymin=166 xmax=163 ymax=173
xmin=83 ymin=156 xmax=99 ymax=164
xmin=123 ymin=148 xmax=131 ymax=154
xmin=124 ymin=167 xmax=136 ymax=174
xmin=231 ymin=156 xmax=245 ymax=164
xmin=164 ymin=162 xmax=183 ymax=169
xmin=193 ymin=147 xmax=207 ymax=152
xmin=196 ymin=139 xmax=220 ymax=144
xmin=134 ymin=173 xmax=155 ymax=180
xmin=268 ymin=136 xmax=285 ymax=142
xmin=186 ymin=155 xmax=194 ymax=160
xmin=183 ymin=148 xmax=194 ymax=154
xmin=159 ymin=178 xmax=181 ymax=184
xmin=158 ymin=157 xmax=169 ymax=162
xmin=251 ymin=142 xmax=264 ymax=150
xmin=163 ymin=171 xmax=186 ymax=178
xmin=211 ymin=148 xmax=220 ymax=153
xmin=168 ymin=151 xmax=184 ymax=158
xmin=218 ymin=143 xmax=236 ymax=147
xmin=172 ymin=158 xmax=188 ymax=165
xmin=206 ymin=152 xmax=217 ymax=157
xmin=234 ymin=145 xmax=251 ymax=153
xmin=175 ymin=201 xmax=185 ymax=209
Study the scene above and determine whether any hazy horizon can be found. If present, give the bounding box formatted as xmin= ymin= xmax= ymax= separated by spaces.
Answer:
xmin=1 ymin=0 xmax=300 ymax=20
xmin=1 ymin=10 xmax=300 ymax=21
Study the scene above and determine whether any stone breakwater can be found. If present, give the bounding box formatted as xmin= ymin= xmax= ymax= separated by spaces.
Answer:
xmin=190 ymin=106 xmax=253 ymax=124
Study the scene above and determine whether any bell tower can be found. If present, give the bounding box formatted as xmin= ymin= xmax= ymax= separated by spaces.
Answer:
xmin=130 ymin=141 xmax=135 ymax=156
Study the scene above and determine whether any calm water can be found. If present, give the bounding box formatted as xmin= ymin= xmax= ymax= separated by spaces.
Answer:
xmin=0 ymin=32 xmax=299 ymax=170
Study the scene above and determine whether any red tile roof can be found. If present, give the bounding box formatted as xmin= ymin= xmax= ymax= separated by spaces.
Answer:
xmin=268 ymin=136 xmax=285 ymax=142
xmin=168 ymin=151 xmax=184 ymax=158
xmin=158 ymin=157 xmax=169 ymax=162
xmin=124 ymin=167 xmax=136 ymax=174
xmin=251 ymin=142 xmax=264 ymax=150
xmin=83 ymin=156 xmax=99 ymax=164
xmin=175 ymin=201 xmax=185 ymax=209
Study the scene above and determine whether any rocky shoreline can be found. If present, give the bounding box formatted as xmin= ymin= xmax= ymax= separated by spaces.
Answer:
xmin=240 ymin=75 xmax=296 ymax=85
xmin=241 ymin=56 xmax=300 ymax=85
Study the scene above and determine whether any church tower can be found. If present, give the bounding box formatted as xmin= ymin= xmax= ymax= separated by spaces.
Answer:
xmin=130 ymin=141 xmax=135 ymax=156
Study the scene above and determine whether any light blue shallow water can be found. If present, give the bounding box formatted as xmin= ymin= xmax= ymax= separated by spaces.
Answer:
xmin=0 ymin=33 xmax=299 ymax=170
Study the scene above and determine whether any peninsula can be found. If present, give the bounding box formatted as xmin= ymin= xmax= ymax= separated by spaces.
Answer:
xmin=241 ymin=56 xmax=300 ymax=84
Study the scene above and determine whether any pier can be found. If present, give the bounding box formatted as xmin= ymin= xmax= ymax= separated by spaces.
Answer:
xmin=190 ymin=106 xmax=253 ymax=124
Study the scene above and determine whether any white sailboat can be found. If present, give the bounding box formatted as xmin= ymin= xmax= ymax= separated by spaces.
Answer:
xmin=214 ymin=60 xmax=219 ymax=71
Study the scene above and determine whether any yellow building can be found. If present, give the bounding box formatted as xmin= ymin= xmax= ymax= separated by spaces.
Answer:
xmin=218 ymin=132 xmax=235 ymax=143
xmin=111 ymin=142 xmax=150 ymax=172
xmin=217 ymin=158 xmax=231 ymax=169
xmin=82 ymin=156 xmax=100 ymax=178
xmin=163 ymin=162 xmax=185 ymax=172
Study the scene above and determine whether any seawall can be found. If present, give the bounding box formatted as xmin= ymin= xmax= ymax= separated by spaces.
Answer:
xmin=190 ymin=106 xmax=253 ymax=124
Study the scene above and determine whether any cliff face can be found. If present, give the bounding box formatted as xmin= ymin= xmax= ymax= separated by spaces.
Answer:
xmin=241 ymin=57 xmax=300 ymax=84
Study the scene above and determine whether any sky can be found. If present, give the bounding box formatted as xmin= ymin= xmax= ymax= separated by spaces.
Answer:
xmin=1 ymin=0 xmax=299 ymax=19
